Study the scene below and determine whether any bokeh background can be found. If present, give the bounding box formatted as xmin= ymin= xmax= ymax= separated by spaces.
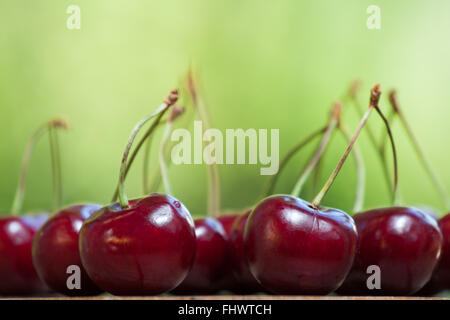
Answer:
xmin=1 ymin=0 xmax=449 ymax=220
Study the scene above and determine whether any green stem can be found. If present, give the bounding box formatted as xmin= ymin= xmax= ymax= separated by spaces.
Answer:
xmin=339 ymin=124 xmax=366 ymax=212
xmin=311 ymin=153 xmax=323 ymax=195
xmin=115 ymin=89 xmax=178 ymax=208
xmin=291 ymin=112 xmax=339 ymax=197
xmin=143 ymin=136 xmax=154 ymax=195
xmin=349 ymin=85 xmax=394 ymax=197
xmin=389 ymin=90 xmax=449 ymax=210
xmin=312 ymin=107 xmax=373 ymax=208
xmin=11 ymin=119 xmax=67 ymax=214
xmin=373 ymin=106 xmax=399 ymax=205
xmin=311 ymin=85 xmax=382 ymax=208
xmin=186 ymin=71 xmax=220 ymax=217
xmin=159 ymin=121 xmax=173 ymax=195
xmin=49 ymin=126 xmax=63 ymax=209
xmin=263 ymin=125 xmax=328 ymax=196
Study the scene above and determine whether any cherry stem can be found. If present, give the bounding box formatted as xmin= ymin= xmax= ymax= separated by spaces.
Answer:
xmin=311 ymin=154 xmax=323 ymax=195
xmin=112 ymin=95 xmax=179 ymax=202
xmin=339 ymin=124 xmax=366 ymax=212
xmin=159 ymin=106 xmax=184 ymax=195
xmin=11 ymin=118 xmax=67 ymax=215
xmin=49 ymin=126 xmax=63 ymax=209
xmin=349 ymin=81 xmax=394 ymax=197
xmin=291 ymin=103 xmax=342 ymax=197
xmin=263 ymin=125 xmax=327 ymax=196
xmin=116 ymin=89 xmax=178 ymax=208
xmin=373 ymin=105 xmax=399 ymax=205
xmin=378 ymin=109 xmax=396 ymax=158
xmin=186 ymin=70 xmax=221 ymax=217
xmin=311 ymin=84 xmax=383 ymax=208
xmin=389 ymin=90 xmax=449 ymax=210
xmin=142 ymin=136 xmax=154 ymax=194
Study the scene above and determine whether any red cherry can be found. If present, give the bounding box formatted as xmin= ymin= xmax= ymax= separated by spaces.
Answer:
xmin=79 ymin=193 xmax=196 ymax=295
xmin=172 ymin=217 xmax=228 ymax=294
xmin=339 ymin=207 xmax=442 ymax=295
xmin=417 ymin=213 xmax=450 ymax=295
xmin=245 ymin=195 xmax=357 ymax=294
xmin=229 ymin=210 xmax=264 ymax=293
xmin=0 ymin=214 xmax=49 ymax=295
xmin=32 ymin=204 xmax=103 ymax=296
xmin=215 ymin=214 xmax=243 ymax=292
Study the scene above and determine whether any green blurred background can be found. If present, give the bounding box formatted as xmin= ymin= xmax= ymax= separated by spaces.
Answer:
xmin=1 ymin=0 xmax=449 ymax=218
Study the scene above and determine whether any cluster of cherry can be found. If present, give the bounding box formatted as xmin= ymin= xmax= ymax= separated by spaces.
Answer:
xmin=0 ymin=74 xmax=448 ymax=297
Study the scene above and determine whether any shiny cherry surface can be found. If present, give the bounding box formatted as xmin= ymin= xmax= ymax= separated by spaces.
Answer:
xmin=245 ymin=195 xmax=357 ymax=295
xmin=419 ymin=213 xmax=450 ymax=295
xmin=172 ymin=217 xmax=228 ymax=294
xmin=339 ymin=207 xmax=442 ymax=295
xmin=229 ymin=210 xmax=263 ymax=293
xmin=0 ymin=214 xmax=48 ymax=296
xmin=32 ymin=204 xmax=103 ymax=296
xmin=79 ymin=193 xmax=196 ymax=296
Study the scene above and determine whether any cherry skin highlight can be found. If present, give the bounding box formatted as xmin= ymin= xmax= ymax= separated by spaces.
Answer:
xmin=338 ymin=207 xmax=442 ymax=295
xmin=245 ymin=195 xmax=358 ymax=295
xmin=229 ymin=210 xmax=264 ymax=293
xmin=32 ymin=204 xmax=103 ymax=296
xmin=172 ymin=217 xmax=229 ymax=294
xmin=0 ymin=214 xmax=49 ymax=295
xmin=79 ymin=193 xmax=196 ymax=296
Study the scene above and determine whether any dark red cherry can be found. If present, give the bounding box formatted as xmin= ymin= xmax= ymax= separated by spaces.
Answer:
xmin=339 ymin=207 xmax=442 ymax=295
xmin=417 ymin=213 xmax=450 ymax=296
xmin=0 ymin=214 xmax=49 ymax=295
xmin=172 ymin=217 xmax=228 ymax=294
xmin=79 ymin=193 xmax=196 ymax=296
xmin=215 ymin=214 xmax=242 ymax=292
xmin=32 ymin=204 xmax=103 ymax=296
xmin=245 ymin=195 xmax=357 ymax=295
xmin=229 ymin=210 xmax=264 ymax=293
xmin=217 ymin=214 xmax=240 ymax=235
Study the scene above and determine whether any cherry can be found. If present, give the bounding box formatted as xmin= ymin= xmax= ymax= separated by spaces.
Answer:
xmin=79 ymin=194 xmax=196 ymax=295
xmin=228 ymin=210 xmax=264 ymax=293
xmin=172 ymin=217 xmax=228 ymax=294
xmin=216 ymin=214 xmax=239 ymax=234
xmin=245 ymin=196 xmax=357 ymax=294
xmin=79 ymin=89 xmax=196 ymax=296
xmin=244 ymin=84 xmax=394 ymax=295
xmin=32 ymin=204 xmax=103 ymax=296
xmin=416 ymin=213 xmax=450 ymax=295
xmin=0 ymin=214 xmax=49 ymax=295
xmin=338 ymin=207 xmax=442 ymax=295
xmin=216 ymin=213 xmax=245 ymax=293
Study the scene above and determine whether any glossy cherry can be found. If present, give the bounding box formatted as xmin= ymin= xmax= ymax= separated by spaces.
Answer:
xmin=338 ymin=207 xmax=442 ymax=295
xmin=172 ymin=217 xmax=228 ymax=294
xmin=245 ymin=195 xmax=357 ymax=294
xmin=0 ymin=214 xmax=49 ymax=295
xmin=79 ymin=193 xmax=196 ymax=295
xmin=417 ymin=213 xmax=450 ymax=295
xmin=32 ymin=204 xmax=103 ymax=296
xmin=229 ymin=210 xmax=264 ymax=293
